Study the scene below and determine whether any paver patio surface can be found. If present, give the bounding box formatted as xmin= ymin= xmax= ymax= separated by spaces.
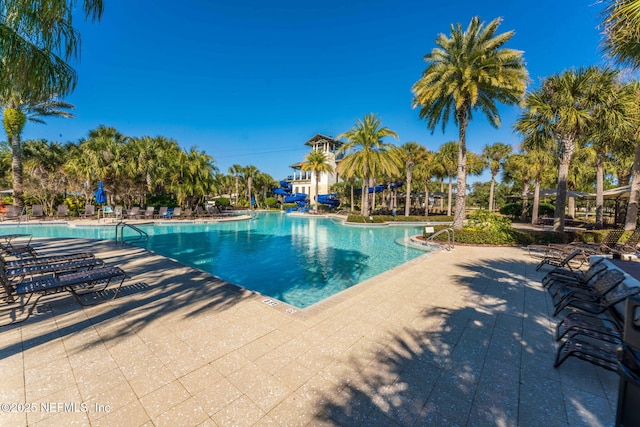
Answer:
xmin=0 ymin=238 xmax=617 ymax=426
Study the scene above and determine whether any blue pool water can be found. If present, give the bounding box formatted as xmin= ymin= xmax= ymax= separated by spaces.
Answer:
xmin=0 ymin=212 xmax=427 ymax=308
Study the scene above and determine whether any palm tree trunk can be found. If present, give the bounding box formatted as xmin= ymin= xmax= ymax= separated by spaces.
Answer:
xmin=10 ymin=134 xmax=24 ymax=208
xmin=595 ymin=154 xmax=605 ymax=229
xmin=520 ymin=182 xmax=530 ymax=222
xmin=360 ymin=181 xmax=368 ymax=216
xmin=424 ymin=180 xmax=429 ymax=217
xmin=405 ymin=170 xmax=412 ymax=217
xmin=453 ymin=114 xmax=468 ymax=230
xmin=532 ymin=176 xmax=541 ymax=225
xmin=489 ymin=177 xmax=495 ymax=211
xmin=447 ymin=176 xmax=453 ymax=216
xmin=314 ymin=172 xmax=320 ymax=212
xmin=350 ymin=179 xmax=355 ymax=212
xmin=624 ymin=137 xmax=640 ymax=230
xmin=553 ymin=135 xmax=575 ymax=232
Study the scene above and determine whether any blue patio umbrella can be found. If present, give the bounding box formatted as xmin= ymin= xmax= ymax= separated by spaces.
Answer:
xmin=95 ymin=181 xmax=107 ymax=205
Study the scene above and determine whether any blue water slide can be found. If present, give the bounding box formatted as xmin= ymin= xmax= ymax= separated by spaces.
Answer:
xmin=316 ymin=194 xmax=340 ymax=208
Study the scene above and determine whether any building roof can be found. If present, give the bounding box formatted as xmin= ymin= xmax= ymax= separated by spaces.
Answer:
xmin=304 ymin=133 xmax=343 ymax=147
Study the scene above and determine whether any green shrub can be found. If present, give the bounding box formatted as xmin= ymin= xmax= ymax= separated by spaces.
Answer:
xmin=346 ymin=214 xmax=453 ymax=224
xmin=215 ymin=197 xmax=231 ymax=207
xmin=264 ymin=197 xmax=279 ymax=208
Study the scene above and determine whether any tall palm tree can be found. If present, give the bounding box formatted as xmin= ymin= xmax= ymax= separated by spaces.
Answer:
xmin=601 ymin=0 xmax=640 ymax=69
xmin=412 ymin=16 xmax=528 ymax=229
xmin=1 ymin=95 xmax=74 ymax=207
xmin=397 ymin=142 xmax=429 ymax=217
xmin=515 ymin=67 xmax=619 ymax=231
xmin=228 ymin=164 xmax=243 ymax=207
xmin=241 ymin=165 xmax=259 ymax=209
xmin=413 ymin=149 xmax=435 ymax=216
xmin=482 ymin=142 xmax=512 ymax=211
xmin=0 ymin=1 xmax=103 ymax=101
xmin=434 ymin=142 xmax=459 ymax=216
xmin=337 ymin=114 xmax=399 ymax=216
xmin=300 ymin=150 xmax=334 ymax=213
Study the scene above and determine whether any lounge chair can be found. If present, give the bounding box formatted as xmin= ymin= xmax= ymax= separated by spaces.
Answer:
xmin=56 ymin=204 xmax=69 ymax=219
xmin=114 ymin=205 xmax=123 ymax=220
xmin=102 ymin=205 xmax=114 ymax=218
xmin=1 ymin=205 xmax=22 ymax=222
xmin=195 ymin=206 xmax=211 ymax=218
xmin=0 ymin=265 xmax=127 ymax=325
xmin=1 ymin=256 xmax=105 ymax=287
xmin=553 ymin=286 xmax=640 ymax=317
xmin=30 ymin=204 xmax=45 ymax=220
xmin=81 ymin=204 xmax=96 ymax=218
xmin=2 ymin=252 xmax=95 ymax=269
xmin=0 ymin=235 xmax=37 ymax=258
xmin=155 ymin=207 xmax=168 ymax=219
xmin=550 ymin=269 xmax=625 ymax=314
xmin=610 ymin=228 xmax=640 ymax=254
xmin=183 ymin=208 xmax=193 ymax=218
xmin=172 ymin=207 xmax=182 ymax=219
xmin=143 ymin=206 xmax=155 ymax=219
xmin=536 ymin=248 xmax=587 ymax=271
xmin=542 ymin=258 xmax=608 ymax=291
xmin=554 ymin=335 xmax=620 ymax=372
xmin=125 ymin=206 xmax=140 ymax=219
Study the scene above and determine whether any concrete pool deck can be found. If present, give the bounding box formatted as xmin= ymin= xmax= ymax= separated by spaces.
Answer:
xmin=0 ymin=239 xmax=617 ymax=426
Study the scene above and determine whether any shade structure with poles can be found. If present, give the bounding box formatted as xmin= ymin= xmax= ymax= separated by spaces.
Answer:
xmin=95 ymin=181 xmax=107 ymax=205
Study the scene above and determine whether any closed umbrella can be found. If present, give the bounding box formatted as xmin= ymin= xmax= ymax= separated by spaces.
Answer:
xmin=95 ymin=181 xmax=107 ymax=205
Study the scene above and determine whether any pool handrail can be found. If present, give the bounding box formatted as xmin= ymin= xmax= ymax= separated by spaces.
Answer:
xmin=115 ymin=221 xmax=149 ymax=245
xmin=425 ymin=227 xmax=455 ymax=251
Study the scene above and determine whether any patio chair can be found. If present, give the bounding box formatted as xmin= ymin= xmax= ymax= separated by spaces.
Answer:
xmin=102 ymin=205 xmax=114 ymax=218
xmin=610 ymin=228 xmax=640 ymax=255
xmin=56 ymin=204 xmax=69 ymax=219
xmin=0 ymin=265 xmax=127 ymax=326
xmin=0 ymin=235 xmax=37 ymax=258
xmin=553 ymin=286 xmax=640 ymax=317
xmin=2 ymin=252 xmax=95 ymax=270
xmin=183 ymin=208 xmax=193 ymax=218
xmin=114 ymin=205 xmax=123 ymax=220
xmin=125 ymin=206 xmax=140 ymax=219
xmin=542 ymin=258 xmax=608 ymax=290
xmin=0 ymin=205 xmax=22 ymax=222
xmin=81 ymin=204 xmax=96 ymax=218
xmin=554 ymin=335 xmax=620 ymax=372
xmin=30 ymin=204 xmax=45 ymax=220
xmin=155 ymin=207 xmax=168 ymax=219
xmin=171 ymin=207 xmax=182 ymax=219
xmin=536 ymin=248 xmax=587 ymax=271
xmin=1 ymin=256 xmax=105 ymax=287
xmin=143 ymin=206 xmax=155 ymax=219
xmin=550 ymin=269 xmax=625 ymax=312
xmin=195 ymin=206 xmax=211 ymax=218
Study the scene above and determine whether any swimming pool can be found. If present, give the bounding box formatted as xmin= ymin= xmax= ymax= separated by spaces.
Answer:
xmin=0 ymin=212 xmax=428 ymax=308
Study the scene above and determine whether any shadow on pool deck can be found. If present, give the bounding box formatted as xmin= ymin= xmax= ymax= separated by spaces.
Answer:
xmin=0 ymin=239 xmax=618 ymax=426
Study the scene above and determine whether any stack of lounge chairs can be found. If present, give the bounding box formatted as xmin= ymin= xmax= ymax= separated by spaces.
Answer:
xmin=0 ymin=234 xmax=130 ymax=326
xmin=541 ymin=257 xmax=640 ymax=372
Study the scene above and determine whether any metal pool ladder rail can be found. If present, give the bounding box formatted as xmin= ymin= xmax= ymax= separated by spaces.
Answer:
xmin=425 ymin=226 xmax=455 ymax=251
xmin=115 ymin=222 xmax=149 ymax=245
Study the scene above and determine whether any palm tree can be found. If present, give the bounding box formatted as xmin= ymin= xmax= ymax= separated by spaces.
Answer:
xmin=300 ymin=150 xmax=334 ymax=213
xmin=337 ymin=114 xmax=399 ymax=216
xmin=601 ymin=0 xmax=640 ymax=69
xmin=515 ymin=67 xmax=619 ymax=231
xmin=1 ymin=95 xmax=74 ymax=207
xmin=482 ymin=142 xmax=512 ymax=211
xmin=228 ymin=164 xmax=243 ymax=207
xmin=412 ymin=16 xmax=528 ymax=229
xmin=241 ymin=165 xmax=259 ymax=209
xmin=434 ymin=142 xmax=459 ymax=216
xmin=0 ymin=1 xmax=103 ymax=101
xmin=413 ymin=149 xmax=435 ymax=216
xmin=397 ymin=142 xmax=429 ymax=216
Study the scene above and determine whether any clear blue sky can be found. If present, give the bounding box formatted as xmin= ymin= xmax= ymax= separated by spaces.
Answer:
xmin=22 ymin=0 xmax=610 ymax=183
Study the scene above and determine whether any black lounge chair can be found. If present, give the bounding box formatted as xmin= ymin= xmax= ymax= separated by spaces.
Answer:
xmin=554 ymin=336 xmax=620 ymax=372
xmin=555 ymin=311 xmax=622 ymax=341
xmin=0 ymin=265 xmax=127 ymax=326
xmin=56 ymin=204 xmax=69 ymax=219
xmin=610 ymin=228 xmax=640 ymax=255
xmin=2 ymin=252 xmax=95 ymax=269
xmin=550 ymin=269 xmax=625 ymax=310
xmin=553 ymin=286 xmax=640 ymax=317
xmin=1 ymin=257 xmax=105 ymax=287
xmin=0 ymin=235 xmax=37 ymax=258
xmin=536 ymin=248 xmax=587 ymax=271
xmin=30 ymin=204 xmax=45 ymax=220
xmin=543 ymin=258 xmax=608 ymax=292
